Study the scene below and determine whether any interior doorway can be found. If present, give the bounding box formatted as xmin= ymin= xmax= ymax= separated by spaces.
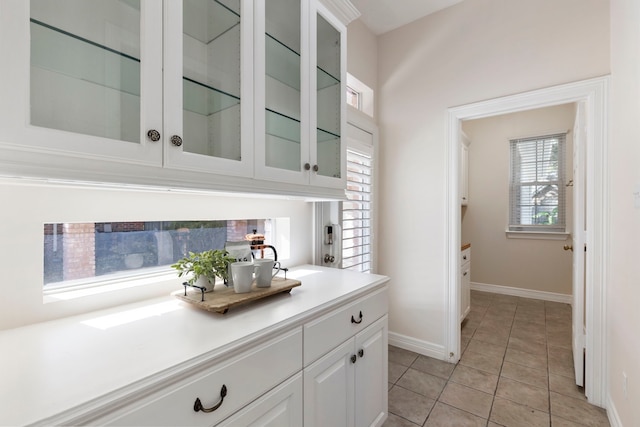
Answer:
xmin=445 ymin=76 xmax=609 ymax=407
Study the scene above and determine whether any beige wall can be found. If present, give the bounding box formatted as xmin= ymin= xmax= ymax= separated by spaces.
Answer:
xmin=347 ymin=18 xmax=378 ymax=118
xmin=608 ymin=0 xmax=640 ymax=423
xmin=377 ymin=0 xmax=609 ymax=351
xmin=461 ymin=104 xmax=576 ymax=295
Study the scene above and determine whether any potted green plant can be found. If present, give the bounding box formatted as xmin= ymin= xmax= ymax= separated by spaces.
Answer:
xmin=171 ymin=249 xmax=235 ymax=292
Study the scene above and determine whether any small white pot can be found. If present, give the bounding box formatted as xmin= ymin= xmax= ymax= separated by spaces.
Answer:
xmin=194 ymin=275 xmax=215 ymax=293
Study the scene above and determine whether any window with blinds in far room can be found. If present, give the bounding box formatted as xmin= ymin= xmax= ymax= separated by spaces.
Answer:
xmin=342 ymin=147 xmax=372 ymax=272
xmin=509 ymin=133 xmax=567 ymax=233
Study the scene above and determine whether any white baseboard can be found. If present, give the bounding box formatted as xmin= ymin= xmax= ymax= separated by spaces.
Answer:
xmin=388 ymin=332 xmax=446 ymax=361
xmin=606 ymin=395 xmax=623 ymax=427
xmin=471 ymin=282 xmax=572 ymax=304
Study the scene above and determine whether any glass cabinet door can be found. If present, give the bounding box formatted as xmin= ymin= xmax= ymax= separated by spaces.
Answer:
xmin=314 ymin=10 xmax=344 ymax=183
xmin=182 ymin=0 xmax=241 ymax=160
xmin=164 ymin=0 xmax=251 ymax=176
xmin=30 ymin=0 xmax=142 ymax=142
xmin=0 ymin=0 xmax=162 ymax=164
xmin=261 ymin=0 xmax=305 ymax=175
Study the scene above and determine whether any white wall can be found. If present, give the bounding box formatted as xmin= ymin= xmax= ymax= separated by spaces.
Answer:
xmin=347 ymin=18 xmax=378 ymax=118
xmin=0 ymin=179 xmax=313 ymax=330
xmin=346 ymin=18 xmax=377 ymax=92
xmin=461 ymin=104 xmax=575 ymax=296
xmin=608 ymin=0 xmax=640 ymax=423
xmin=377 ymin=0 xmax=609 ymax=355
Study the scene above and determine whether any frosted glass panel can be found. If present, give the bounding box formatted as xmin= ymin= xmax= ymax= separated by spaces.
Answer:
xmin=183 ymin=0 xmax=241 ymax=160
xmin=265 ymin=0 xmax=301 ymax=172
xmin=30 ymin=0 xmax=141 ymax=143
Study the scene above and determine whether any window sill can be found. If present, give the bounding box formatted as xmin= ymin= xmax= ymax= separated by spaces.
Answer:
xmin=505 ymin=230 xmax=570 ymax=241
xmin=43 ymin=270 xmax=179 ymax=303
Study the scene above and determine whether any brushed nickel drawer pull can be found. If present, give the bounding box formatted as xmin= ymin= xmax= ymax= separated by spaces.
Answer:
xmin=194 ymin=384 xmax=227 ymax=413
xmin=351 ymin=311 xmax=363 ymax=324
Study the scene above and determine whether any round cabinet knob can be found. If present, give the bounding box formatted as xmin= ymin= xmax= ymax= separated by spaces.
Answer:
xmin=313 ymin=164 xmax=319 ymax=172
xmin=563 ymin=245 xmax=573 ymax=252
xmin=350 ymin=354 xmax=357 ymax=364
xmin=146 ymin=129 xmax=161 ymax=142
xmin=358 ymin=349 xmax=364 ymax=358
xmin=170 ymin=135 xmax=183 ymax=147
xmin=304 ymin=163 xmax=311 ymax=171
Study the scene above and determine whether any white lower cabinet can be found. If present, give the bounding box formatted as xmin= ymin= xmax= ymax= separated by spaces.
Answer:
xmin=217 ymin=373 xmax=303 ymax=427
xmin=83 ymin=284 xmax=388 ymax=427
xmin=304 ymin=316 xmax=388 ymax=427
xmin=95 ymin=328 xmax=302 ymax=427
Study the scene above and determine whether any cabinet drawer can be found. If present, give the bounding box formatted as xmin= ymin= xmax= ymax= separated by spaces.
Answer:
xmin=102 ymin=328 xmax=302 ymax=427
xmin=461 ymin=247 xmax=471 ymax=266
xmin=304 ymin=287 xmax=388 ymax=366
xmin=217 ymin=373 xmax=302 ymax=427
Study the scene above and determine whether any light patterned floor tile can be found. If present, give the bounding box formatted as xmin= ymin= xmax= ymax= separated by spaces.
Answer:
xmin=384 ymin=291 xmax=611 ymax=427
xmin=411 ymin=355 xmax=456 ymax=379
xmin=388 ymin=385 xmax=435 ymax=426
xmin=490 ymin=397 xmax=550 ymax=427
xmin=438 ymin=382 xmax=493 ymax=419
xmin=397 ymin=368 xmax=448 ymax=399
xmin=495 ymin=376 xmax=549 ymax=412
xmin=424 ymin=402 xmax=487 ymax=427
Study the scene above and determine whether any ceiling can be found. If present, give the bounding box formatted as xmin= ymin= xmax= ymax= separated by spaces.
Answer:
xmin=350 ymin=0 xmax=464 ymax=35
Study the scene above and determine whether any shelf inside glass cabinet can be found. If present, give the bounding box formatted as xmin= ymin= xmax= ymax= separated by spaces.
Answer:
xmin=317 ymin=66 xmax=339 ymax=90
xmin=266 ymin=33 xmax=340 ymax=92
xmin=317 ymin=127 xmax=340 ymax=143
xmin=183 ymin=77 xmax=240 ymax=116
xmin=183 ymin=0 xmax=240 ymax=44
xmin=266 ymin=33 xmax=301 ymax=91
xmin=30 ymin=19 xmax=140 ymax=97
xmin=266 ymin=108 xmax=301 ymax=144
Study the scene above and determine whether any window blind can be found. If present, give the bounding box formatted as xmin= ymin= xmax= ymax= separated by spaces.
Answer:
xmin=342 ymin=147 xmax=372 ymax=272
xmin=509 ymin=133 xmax=566 ymax=232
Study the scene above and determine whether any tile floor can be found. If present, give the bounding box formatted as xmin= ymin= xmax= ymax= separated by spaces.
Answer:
xmin=384 ymin=290 xmax=611 ymax=427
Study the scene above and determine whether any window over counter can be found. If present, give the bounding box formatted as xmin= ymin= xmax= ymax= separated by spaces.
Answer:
xmin=509 ymin=132 xmax=567 ymax=233
xmin=43 ymin=219 xmax=287 ymax=291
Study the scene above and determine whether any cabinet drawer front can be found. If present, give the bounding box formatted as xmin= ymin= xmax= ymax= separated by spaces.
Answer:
xmin=304 ymin=287 xmax=388 ymax=366
xmin=103 ymin=328 xmax=302 ymax=427
xmin=461 ymin=247 xmax=471 ymax=266
xmin=217 ymin=373 xmax=302 ymax=427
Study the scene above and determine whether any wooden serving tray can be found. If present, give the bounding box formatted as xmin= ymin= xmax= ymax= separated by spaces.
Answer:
xmin=175 ymin=277 xmax=301 ymax=314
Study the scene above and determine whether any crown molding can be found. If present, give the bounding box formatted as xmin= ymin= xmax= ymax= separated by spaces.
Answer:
xmin=319 ymin=0 xmax=361 ymax=25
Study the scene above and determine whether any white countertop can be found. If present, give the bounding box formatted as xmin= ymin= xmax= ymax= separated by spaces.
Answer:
xmin=0 ymin=265 xmax=389 ymax=426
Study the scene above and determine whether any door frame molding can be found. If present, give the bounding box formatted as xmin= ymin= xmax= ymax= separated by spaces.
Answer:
xmin=444 ymin=76 xmax=610 ymax=406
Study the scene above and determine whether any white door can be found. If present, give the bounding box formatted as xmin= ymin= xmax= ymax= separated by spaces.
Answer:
xmin=303 ymin=339 xmax=355 ymax=427
xmin=571 ymin=102 xmax=587 ymax=387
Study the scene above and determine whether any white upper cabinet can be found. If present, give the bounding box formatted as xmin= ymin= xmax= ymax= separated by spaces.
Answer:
xmin=0 ymin=0 xmax=356 ymax=197
xmin=312 ymin=3 xmax=347 ymax=189
xmin=0 ymin=0 xmax=163 ymax=165
xmin=254 ymin=0 xmax=349 ymax=190
xmin=163 ymin=0 xmax=253 ymax=176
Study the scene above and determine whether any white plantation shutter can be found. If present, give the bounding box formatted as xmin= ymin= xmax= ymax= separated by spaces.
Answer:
xmin=342 ymin=147 xmax=372 ymax=272
xmin=509 ymin=133 xmax=567 ymax=232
